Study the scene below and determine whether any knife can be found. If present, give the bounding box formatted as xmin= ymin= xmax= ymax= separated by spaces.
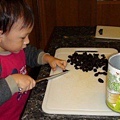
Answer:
xmin=17 ymin=70 xmax=69 ymax=100
xmin=36 ymin=70 xmax=69 ymax=83
xmin=75 ymin=50 xmax=98 ymax=52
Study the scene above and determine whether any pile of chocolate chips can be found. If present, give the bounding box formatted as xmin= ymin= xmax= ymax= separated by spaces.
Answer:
xmin=67 ymin=52 xmax=108 ymax=83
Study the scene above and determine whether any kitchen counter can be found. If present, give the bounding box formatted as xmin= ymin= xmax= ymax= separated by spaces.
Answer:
xmin=22 ymin=26 xmax=120 ymax=120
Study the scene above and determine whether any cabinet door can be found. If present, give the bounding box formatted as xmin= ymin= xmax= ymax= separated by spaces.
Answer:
xmin=38 ymin=0 xmax=56 ymax=49
xmin=55 ymin=0 xmax=97 ymax=26
xmin=25 ymin=0 xmax=97 ymax=49
xmin=97 ymin=1 xmax=120 ymax=26
xmin=25 ymin=0 xmax=41 ymax=49
xmin=38 ymin=0 xmax=97 ymax=49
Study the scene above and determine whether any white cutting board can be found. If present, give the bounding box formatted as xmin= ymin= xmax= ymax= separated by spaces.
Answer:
xmin=42 ymin=48 xmax=120 ymax=116
xmin=95 ymin=25 xmax=120 ymax=40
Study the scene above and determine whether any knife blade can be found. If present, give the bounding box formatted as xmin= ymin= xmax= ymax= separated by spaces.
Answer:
xmin=75 ymin=50 xmax=98 ymax=52
xmin=36 ymin=70 xmax=69 ymax=83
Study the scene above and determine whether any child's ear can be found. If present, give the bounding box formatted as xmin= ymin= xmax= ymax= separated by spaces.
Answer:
xmin=0 ymin=30 xmax=3 ymax=42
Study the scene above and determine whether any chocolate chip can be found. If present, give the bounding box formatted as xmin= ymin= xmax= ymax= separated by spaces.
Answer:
xmin=67 ymin=52 xmax=108 ymax=73
xmin=98 ymin=78 xmax=104 ymax=83
xmin=63 ymin=69 xmax=68 ymax=72
xmin=67 ymin=52 xmax=108 ymax=83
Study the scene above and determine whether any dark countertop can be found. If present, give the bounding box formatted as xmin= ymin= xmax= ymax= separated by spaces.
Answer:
xmin=22 ymin=26 xmax=120 ymax=120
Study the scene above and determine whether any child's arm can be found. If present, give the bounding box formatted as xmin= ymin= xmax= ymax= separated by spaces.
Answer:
xmin=42 ymin=54 xmax=67 ymax=71
xmin=0 ymin=78 xmax=12 ymax=105
xmin=0 ymin=74 xmax=36 ymax=105
xmin=24 ymin=45 xmax=67 ymax=70
xmin=24 ymin=45 xmax=44 ymax=67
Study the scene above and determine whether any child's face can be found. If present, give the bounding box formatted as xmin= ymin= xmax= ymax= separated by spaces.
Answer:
xmin=0 ymin=18 xmax=33 ymax=53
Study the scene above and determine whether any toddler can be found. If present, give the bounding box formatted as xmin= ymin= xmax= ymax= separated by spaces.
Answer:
xmin=0 ymin=0 xmax=67 ymax=119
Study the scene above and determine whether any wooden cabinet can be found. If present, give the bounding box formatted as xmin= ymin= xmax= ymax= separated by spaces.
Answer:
xmin=37 ymin=0 xmax=97 ymax=49
xmin=97 ymin=0 xmax=120 ymax=26
xmin=37 ymin=0 xmax=56 ymax=50
xmin=25 ymin=0 xmax=120 ymax=50
xmin=25 ymin=0 xmax=41 ymax=49
xmin=55 ymin=0 xmax=97 ymax=26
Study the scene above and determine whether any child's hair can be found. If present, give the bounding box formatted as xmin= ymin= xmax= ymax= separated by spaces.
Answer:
xmin=0 ymin=0 xmax=34 ymax=33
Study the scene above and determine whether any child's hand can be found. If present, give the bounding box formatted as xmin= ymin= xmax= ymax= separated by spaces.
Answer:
xmin=11 ymin=74 xmax=36 ymax=93
xmin=43 ymin=54 xmax=67 ymax=71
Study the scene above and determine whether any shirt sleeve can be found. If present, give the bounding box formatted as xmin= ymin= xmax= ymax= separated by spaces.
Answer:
xmin=24 ymin=45 xmax=49 ymax=67
xmin=5 ymin=75 xmax=19 ymax=94
xmin=0 ymin=65 xmax=18 ymax=105
xmin=0 ymin=78 xmax=12 ymax=106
